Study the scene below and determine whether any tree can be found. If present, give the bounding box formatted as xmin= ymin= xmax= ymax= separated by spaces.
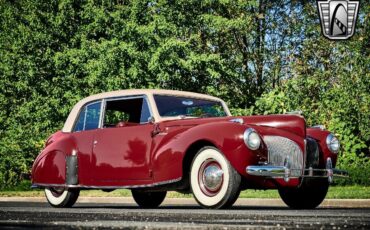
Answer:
xmin=0 ymin=0 xmax=368 ymax=187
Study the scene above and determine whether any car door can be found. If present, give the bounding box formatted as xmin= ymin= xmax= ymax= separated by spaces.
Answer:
xmin=91 ymin=96 xmax=154 ymax=185
xmin=70 ymin=100 xmax=102 ymax=185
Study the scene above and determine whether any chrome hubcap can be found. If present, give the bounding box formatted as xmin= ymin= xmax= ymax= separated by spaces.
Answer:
xmin=203 ymin=165 xmax=223 ymax=190
xmin=198 ymin=159 xmax=223 ymax=196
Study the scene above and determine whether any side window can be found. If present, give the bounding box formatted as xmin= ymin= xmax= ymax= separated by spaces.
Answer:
xmin=84 ymin=102 xmax=102 ymax=130
xmin=140 ymin=98 xmax=151 ymax=123
xmin=103 ymin=97 xmax=151 ymax=128
xmin=74 ymin=107 xmax=86 ymax=132
xmin=73 ymin=101 xmax=102 ymax=132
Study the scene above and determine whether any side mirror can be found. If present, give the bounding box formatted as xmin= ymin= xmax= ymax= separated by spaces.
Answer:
xmin=148 ymin=116 xmax=155 ymax=124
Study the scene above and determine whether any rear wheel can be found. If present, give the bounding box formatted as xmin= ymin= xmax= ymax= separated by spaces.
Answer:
xmin=190 ymin=146 xmax=241 ymax=209
xmin=278 ymin=179 xmax=329 ymax=209
xmin=131 ymin=190 xmax=167 ymax=208
xmin=45 ymin=187 xmax=79 ymax=208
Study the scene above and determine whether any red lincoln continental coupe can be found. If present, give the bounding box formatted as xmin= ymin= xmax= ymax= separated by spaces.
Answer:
xmin=31 ymin=89 xmax=347 ymax=209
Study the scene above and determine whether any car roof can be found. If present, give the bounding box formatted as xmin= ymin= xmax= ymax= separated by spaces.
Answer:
xmin=76 ymin=89 xmax=223 ymax=104
xmin=62 ymin=89 xmax=230 ymax=132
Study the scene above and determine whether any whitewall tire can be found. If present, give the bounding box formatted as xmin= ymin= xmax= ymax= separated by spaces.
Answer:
xmin=45 ymin=187 xmax=80 ymax=208
xmin=190 ymin=146 xmax=241 ymax=209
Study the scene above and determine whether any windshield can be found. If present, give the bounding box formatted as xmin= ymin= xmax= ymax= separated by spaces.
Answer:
xmin=154 ymin=95 xmax=227 ymax=118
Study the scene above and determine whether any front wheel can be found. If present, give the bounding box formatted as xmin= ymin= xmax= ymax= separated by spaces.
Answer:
xmin=190 ymin=146 xmax=241 ymax=209
xmin=45 ymin=187 xmax=79 ymax=208
xmin=131 ymin=190 xmax=167 ymax=208
xmin=278 ymin=179 xmax=329 ymax=209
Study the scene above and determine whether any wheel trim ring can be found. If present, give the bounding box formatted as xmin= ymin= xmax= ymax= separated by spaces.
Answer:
xmin=198 ymin=159 xmax=224 ymax=197
xmin=45 ymin=188 xmax=69 ymax=206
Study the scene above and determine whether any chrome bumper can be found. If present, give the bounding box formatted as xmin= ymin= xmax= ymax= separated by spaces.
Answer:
xmin=246 ymin=158 xmax=349 ymax=183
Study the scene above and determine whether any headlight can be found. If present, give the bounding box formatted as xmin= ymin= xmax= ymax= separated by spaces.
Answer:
xmin=326 ymin=133 xmax=340 ymax=153
xmin=243 ymin=128 xmax=261 ymax=150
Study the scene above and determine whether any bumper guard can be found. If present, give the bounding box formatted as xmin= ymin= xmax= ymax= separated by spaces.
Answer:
xmin=246 ymin=157 xmax=349 ymax=183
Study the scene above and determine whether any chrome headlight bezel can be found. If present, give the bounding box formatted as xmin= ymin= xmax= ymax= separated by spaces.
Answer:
xmin=326 ymin=133 xmax=340 ymax=154
xmin=243 ymin=128 xmax=261 ymax=150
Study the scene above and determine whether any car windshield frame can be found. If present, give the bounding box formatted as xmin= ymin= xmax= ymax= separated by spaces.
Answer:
xmin=153 ymin=94 xmax=228 ymax=119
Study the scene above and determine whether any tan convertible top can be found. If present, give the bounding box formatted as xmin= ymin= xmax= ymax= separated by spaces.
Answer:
xmin=62 ymin=89 xmax=231 ymax=132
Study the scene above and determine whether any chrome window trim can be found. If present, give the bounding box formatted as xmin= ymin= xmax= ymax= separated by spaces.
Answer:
xmin=98 ymin=99 xmax=106 ymax=129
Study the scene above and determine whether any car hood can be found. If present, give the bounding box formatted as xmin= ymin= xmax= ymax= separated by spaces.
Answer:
xmin=160 ymin=114 xmax=306 ymax=138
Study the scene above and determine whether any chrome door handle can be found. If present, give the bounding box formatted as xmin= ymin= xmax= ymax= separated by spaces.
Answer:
xmin=93 ymin=140 xmax=98 ymax=147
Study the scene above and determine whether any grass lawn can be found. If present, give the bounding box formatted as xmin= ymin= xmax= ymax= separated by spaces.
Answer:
xmin=1 ymin=185 xmax=369 ymax=199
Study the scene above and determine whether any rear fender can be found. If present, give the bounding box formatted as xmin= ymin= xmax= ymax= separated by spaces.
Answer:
xmin=32 ymin=150 xmax=66 ymax=185
xmin=32 ymin=133 xmax=77 ymax=185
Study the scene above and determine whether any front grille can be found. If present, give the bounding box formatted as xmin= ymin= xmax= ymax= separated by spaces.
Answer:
xmin=305 ymin=137 xmax=319 ymax=168
xmin=263 ymin=136 xmax=303 ymax=177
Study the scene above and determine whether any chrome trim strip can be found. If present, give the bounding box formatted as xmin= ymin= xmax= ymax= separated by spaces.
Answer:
xmin=229 ymin=118 xmax=244 ymax=124
xmin=303 ymin=138 xmax=307 ymax=174
xmin=98 ymin=98 xmax=106 ymax=129
xmin=32 ymin=177 xmax=182 ymax=189
xmin=311 ymin=125 xmax=325 ymax=130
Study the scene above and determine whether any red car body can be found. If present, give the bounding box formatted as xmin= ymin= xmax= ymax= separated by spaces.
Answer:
xmin=31 ymin=89 xmax=347 ymax=209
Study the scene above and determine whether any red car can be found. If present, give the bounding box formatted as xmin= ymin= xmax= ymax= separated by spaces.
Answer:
xmin=32 ymin=89 xmax=348 ymax=209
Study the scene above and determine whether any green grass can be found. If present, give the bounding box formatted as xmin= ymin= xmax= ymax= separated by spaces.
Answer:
xmin=1 ymin=185 xmax=369 ymax=199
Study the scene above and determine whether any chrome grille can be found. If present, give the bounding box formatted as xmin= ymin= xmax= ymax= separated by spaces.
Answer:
xmin=263 ymin=136 xmax=303 ymax=177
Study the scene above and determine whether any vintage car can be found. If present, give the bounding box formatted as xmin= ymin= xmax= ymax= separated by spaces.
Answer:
xmin=31 ymin=89 xmax=348 ymax=209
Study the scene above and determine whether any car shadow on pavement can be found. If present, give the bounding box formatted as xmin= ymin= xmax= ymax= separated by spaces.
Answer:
xmin=72 ymin=203 xmax=368 ymax=211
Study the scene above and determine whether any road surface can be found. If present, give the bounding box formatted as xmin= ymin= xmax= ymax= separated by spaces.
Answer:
xmin=0 ymin=198 xmax=369 ymax=229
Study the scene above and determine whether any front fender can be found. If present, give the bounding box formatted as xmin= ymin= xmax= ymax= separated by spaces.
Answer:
xmin=306 ymin=128 xmax=338 ymax=167
xmin=151 ymin=122 xmax=265 ymax=182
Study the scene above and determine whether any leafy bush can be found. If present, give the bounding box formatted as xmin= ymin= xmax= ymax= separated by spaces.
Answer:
xmin=0 ymin=0 xmax=368 ymax=189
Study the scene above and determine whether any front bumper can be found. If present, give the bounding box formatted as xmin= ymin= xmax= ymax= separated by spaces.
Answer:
xmin=246 ymin=157 xmax=349 ymax=183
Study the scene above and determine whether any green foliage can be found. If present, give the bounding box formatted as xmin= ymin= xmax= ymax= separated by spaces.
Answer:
xmin=0 ymin=0 xmax=368 ymax=188
xmin=1 ymin=180 xmax=33 ymax=192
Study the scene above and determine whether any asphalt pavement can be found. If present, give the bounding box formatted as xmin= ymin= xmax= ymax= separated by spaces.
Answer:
xmin=0 ymin=198 xmax=369 ymax=229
